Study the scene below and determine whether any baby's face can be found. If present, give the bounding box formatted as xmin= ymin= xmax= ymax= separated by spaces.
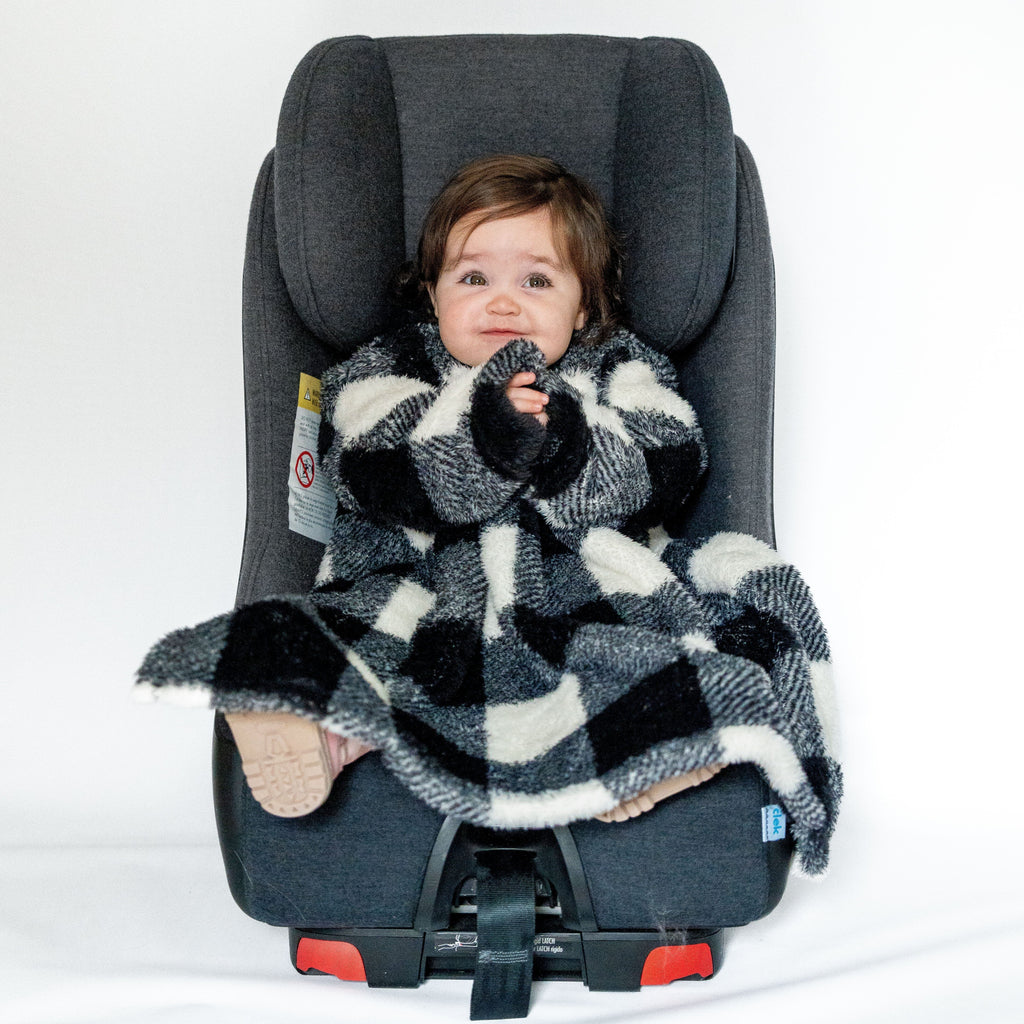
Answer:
xmin=429 ymin=207 xmax=585 ymax=367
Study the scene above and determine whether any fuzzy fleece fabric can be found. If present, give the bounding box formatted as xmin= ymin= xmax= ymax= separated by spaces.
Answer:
xmin=136 ymin=324 xmax=841 ymax=875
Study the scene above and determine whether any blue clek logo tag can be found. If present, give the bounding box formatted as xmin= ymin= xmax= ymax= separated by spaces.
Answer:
xmin=761 ymin=804 xmax=786 ymax=842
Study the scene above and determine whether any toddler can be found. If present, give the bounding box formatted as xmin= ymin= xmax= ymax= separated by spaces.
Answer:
xmin=144 ymin=155 xmax=720 ymax=820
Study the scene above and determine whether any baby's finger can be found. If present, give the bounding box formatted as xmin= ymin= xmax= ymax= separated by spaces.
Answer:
xmin=507 ymin=371 xmax=537 ymax=389
xmin=507 ymin=387 xmax=549 ymax=414
xmin=507 ymin=385 xmax=548 ymax=403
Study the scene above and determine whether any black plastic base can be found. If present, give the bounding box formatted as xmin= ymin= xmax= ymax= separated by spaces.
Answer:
xmin=290 ymin=923 xmax=724 ymax=991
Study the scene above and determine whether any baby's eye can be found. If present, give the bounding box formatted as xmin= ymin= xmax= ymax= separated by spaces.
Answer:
xmin=525 ymin=274 xmax=552 ymax=288
xmin=460 ymin=272 xmax=487 ymax=286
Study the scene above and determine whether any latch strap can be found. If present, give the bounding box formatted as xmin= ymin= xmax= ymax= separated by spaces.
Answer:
xmin=470 ymin=850 xmax=536 ymax=1020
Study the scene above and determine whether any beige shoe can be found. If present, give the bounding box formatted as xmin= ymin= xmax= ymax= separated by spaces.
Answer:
xmin=595 ymin=764 xmax=725 ymax=823
xmin=225 ymin=712 xmax=335 ymax=817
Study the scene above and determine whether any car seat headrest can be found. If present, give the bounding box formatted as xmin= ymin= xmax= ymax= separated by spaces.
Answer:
xmin=274 ymin=35 xmax=736 ymax=355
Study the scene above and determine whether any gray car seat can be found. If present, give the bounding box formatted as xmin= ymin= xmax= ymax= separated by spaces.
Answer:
xmin=213 ymin=34 xmax=784 ymax=1019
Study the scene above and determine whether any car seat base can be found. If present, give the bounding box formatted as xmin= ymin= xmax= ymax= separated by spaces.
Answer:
xmin=291 ymin=923 xmax=723 ymax=991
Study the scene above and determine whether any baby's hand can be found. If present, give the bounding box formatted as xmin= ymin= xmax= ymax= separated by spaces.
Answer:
xmin=506 ymin=371 xmax=549 ymax=425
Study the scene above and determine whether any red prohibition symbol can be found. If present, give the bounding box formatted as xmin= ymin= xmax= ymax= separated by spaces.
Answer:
xmin=295 ymin=450 xmax=316 ymax=488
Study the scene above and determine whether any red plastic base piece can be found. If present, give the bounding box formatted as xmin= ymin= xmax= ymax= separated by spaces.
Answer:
xmin=295 ymin=937 xmax=368 ymax=982
xmin=640 ymin=943 xmax=714 ymax=984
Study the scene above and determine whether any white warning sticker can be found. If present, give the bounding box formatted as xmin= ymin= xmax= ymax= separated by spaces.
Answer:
xmin=287 ymin=373 xmax=335 ymax=544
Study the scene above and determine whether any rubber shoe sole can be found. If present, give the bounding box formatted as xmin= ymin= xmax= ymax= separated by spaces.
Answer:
xmin=225 ymin=712 xmax=332 ymax=817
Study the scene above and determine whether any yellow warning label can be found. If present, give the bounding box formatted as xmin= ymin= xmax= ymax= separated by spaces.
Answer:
xmin=297 ymin=372 xmax=321 ymax=413
xmin=289 ymin=372 xmax=333 ymax=545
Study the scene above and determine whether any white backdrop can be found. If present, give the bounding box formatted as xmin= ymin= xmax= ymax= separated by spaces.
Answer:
xmin=3 ymin=1 xmax=1023 ymax=1021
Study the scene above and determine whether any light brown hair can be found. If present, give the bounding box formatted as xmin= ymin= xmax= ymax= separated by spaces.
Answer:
xmin=410 ymin=154 xmax=623 ymax=342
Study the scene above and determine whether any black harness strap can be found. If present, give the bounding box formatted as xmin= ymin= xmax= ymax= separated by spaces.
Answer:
xmin=470 ymin=850 xmax=536 ymax=1020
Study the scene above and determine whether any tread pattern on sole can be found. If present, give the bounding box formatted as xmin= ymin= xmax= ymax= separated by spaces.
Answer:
xmin=226 ymin=713 xmax=332 ymax=817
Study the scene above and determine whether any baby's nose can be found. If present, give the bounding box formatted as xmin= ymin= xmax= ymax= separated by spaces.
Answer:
xmin=486 ymin=289 xmax=520 ymax=315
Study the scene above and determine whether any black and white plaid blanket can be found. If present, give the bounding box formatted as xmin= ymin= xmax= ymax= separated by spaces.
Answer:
xmin=137 ymin=325 xmax=841 ymax=875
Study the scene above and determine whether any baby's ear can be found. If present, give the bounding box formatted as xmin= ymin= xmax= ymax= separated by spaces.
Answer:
xmin=574 ymin=306 xmax=587 ymax=331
